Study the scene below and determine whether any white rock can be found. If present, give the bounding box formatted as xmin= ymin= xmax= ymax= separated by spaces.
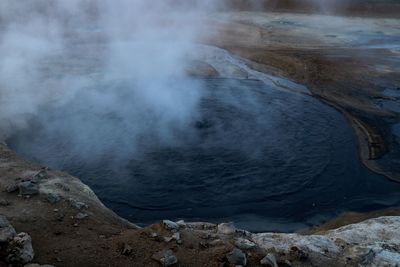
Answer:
xmin=218 ymin=222 xmax=236 ymax=235
xmin=162 ymin=220 xmax=179 ymax=230
xmin=235 ymin=238 xmax=257 ymax=250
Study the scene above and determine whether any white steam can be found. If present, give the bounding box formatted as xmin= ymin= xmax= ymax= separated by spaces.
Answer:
xmin=0 ymin=0 xmax=215 ymax=154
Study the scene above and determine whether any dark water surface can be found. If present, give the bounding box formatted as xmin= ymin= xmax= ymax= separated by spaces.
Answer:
xmin=8 ymin=79 xmax=400 ymax=232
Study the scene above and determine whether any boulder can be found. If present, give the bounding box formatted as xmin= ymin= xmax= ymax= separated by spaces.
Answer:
xmin=19 ymin=181 xmax=39 ymax=196
xmin=235 ymin=238 xmax=257 ymax=250
xmin=7 ymin=232 xmax=35 ymax=264
xmin=226 ymin=248 xmax=247 ymax=266
xmin=162 ymin=220 xmax=179 ymax=230
xmin=217 ymin=222 xmax=236 ymax=235
xmin=0 ymin=215 xmax=16 ymax=243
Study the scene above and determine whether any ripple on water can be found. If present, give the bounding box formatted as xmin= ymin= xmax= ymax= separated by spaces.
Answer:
xmin=8 ymin=79 xmax=400 ymax=232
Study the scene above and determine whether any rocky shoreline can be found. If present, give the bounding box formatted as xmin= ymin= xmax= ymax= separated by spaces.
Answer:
xmin=204 ymin=11 xmax=400 ymax=182
xmin=1 ymin=141 xmax=399 ymax=266
xmin=1 ymin=9 xmax=400 ymax=267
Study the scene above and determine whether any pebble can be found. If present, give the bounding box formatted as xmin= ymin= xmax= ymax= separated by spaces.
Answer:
xmin=260 ymin=253 xmax=279 ymax=267
xmin=226 ymin=248 xmax=247 ymax=266
xmin=76 ymin=213 xmax=89 ymax=220
xmin=217 ymin=222 xmax=236 ymax=235
xmin=152 ymin=249 xmax=178 ymax=266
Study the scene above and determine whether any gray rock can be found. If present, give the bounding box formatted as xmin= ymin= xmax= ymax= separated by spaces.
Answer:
xmin=7 ymin=232 xmax=35 ymax=264
xmin=235 ymin=238 xmax=257 ymax=250
xmin=0 ymin=199 xmax=10 ymax=206
xmin=0 ymin=215 xmax=16 ymax=243
xmin=6 ymin=183 xmax=18 ymax=193
xmin=0 ymin=215 xmax=12 ymax=228
xmin=162 ymin=220 xmax=179 ymax=230
xmin=172 ymin=232 xmax=180 ymax=241
xmin=33 ymin=169 xmax=48 ymax=180
xmin=218 ymin=222 xmax=236 ymax=235
xmin=260 ymin=253 xmax=279 ymax=267
xmin=121 ymin=243 xmax=133 ymax=256
xmin=176 ymin=220 xmax=186 ymax=228
xmin=46 ymin=193 xmax=61 ymax=204
xmin=18 ymin=181 xmax=39 ymax=196
xmin=152 ymin=249 xmax=178 ymax=266
xmin=76 ymin=212 xmax=88 ymax=220
xmin=227 ymin=248 xmax=247 ymax=266
xmin=69 ymin=199 xmax=88 ymax=210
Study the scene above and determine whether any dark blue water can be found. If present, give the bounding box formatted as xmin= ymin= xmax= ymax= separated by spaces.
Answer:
xmin=8 ymin=79 xmax=400 ymax=232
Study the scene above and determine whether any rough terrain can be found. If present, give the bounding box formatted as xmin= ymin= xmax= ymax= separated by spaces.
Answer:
xmin=1 ymin=3 xmax=400 ymax=267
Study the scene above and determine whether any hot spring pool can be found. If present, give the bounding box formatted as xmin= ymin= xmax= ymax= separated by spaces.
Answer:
xmin=8 ymin=78 xmax=400 ymax=232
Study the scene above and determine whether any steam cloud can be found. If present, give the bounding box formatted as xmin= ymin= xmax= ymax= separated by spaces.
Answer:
xmin=0 ymin=1 xmax=218 ymax=161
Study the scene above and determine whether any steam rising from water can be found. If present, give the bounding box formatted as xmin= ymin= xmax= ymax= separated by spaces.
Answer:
xmin=0 ymin=1 xmax=214 ymax=151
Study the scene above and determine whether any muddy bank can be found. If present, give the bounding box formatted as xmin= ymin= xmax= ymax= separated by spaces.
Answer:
xmin=204 ymin=11 xmax=400 ymax=182
xmin=1 ymin=9 xmax=400 ymax=267
xmin=1 ymin=142 xmax=400 ymax=266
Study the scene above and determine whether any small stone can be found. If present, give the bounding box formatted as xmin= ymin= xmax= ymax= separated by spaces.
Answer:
xmin=18 ymin=181 xmax=39 ymax=196
xmin=121 ymin=243 xmax=133 ymax=256
xmin=226 ymin=248 xmax=247 ymax=266
xmin=260 ymin=253 xmax=278 ymax=267
xmin=6 ymin=232 xmax=35 ymax=264
xmin=235 ymin=238 xmax=257 ymax=250
xmin=6 ymin=184 xmax=18 ymax=193
xmin=46 ymin=193 xmax=61 ymax=204
xmin=73 ymin=223 xmax=79 ymax=227
xmin=69 ymin=199 xmax=88 ymax=210
xmin=162 ymin=220 xmax=179 ymax=230
xmin=76 ymin=213 xmax=88 ymax=220
xmin=152 ymin=249 xmax=178 ymax=266
xmin=53 ymin=209 xmax=59 ymax=212
xmin=218 ymin=222 xmax=236 ymax=235
xmin=0 ymin=199 xmax=10 ymax=206
xmin=163 ymin=236 xmax=174 ymax=243
xmin=150 ymin=232 xmax=158 ymax=238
